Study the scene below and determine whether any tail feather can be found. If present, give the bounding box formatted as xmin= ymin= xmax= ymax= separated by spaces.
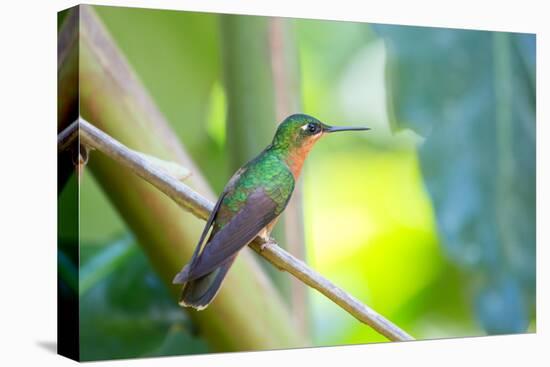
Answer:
xmin=172 ymin=264 xmax=191 ymax=284
xmin=178 ymin=256 xmax=236 ymax=310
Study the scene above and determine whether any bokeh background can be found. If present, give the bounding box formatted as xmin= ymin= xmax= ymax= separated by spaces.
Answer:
xmin=58 ymin=5 xmax=536 ymax=361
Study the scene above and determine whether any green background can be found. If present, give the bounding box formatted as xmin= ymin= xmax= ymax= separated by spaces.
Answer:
xmin=58 ymin=5 xmax=535 ymax=360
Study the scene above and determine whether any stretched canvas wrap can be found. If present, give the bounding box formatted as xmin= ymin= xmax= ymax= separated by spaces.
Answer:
xmin=57 ymin=4 xmax=536 ymax=362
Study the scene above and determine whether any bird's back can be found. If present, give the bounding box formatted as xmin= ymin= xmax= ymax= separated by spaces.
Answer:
xmin=215 ymin=150 xmax=296 ymax=230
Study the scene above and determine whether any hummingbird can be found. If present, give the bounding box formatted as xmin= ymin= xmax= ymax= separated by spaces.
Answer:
xmin=173 ymin=113 xmax=369 ymax=310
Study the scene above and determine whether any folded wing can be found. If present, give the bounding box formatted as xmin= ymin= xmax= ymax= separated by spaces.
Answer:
xmin=183 ymin=188 xmax=280 ymax=281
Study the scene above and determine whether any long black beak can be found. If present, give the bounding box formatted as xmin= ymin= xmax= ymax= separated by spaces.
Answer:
xmin=323 ymin=124 xmax=370 ymax=133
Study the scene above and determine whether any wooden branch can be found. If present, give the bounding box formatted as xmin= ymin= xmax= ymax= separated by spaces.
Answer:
xmin=57 ymin=120 xmax=79 ymax=152
xmin=67 ymin=117 xmax=414 ymax=342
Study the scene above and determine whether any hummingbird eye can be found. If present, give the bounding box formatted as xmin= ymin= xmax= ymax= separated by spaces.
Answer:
xmin=307 ymin=122 xmax=319 ymax=134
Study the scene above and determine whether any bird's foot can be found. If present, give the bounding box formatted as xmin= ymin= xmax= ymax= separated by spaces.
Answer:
xmin=260 ymin=237 xmax=276 ymax=251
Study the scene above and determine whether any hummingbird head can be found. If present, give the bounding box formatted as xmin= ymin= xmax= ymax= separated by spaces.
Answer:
xmin=271 ymin=113 xmax=369 ymax=178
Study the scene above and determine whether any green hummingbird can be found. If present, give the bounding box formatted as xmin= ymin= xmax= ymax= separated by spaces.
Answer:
xmin=173 ymin=113 xmax=369 ymax=310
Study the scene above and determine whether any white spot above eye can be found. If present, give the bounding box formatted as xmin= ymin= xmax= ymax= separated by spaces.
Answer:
xmin=301 ymin=124 xmax=309 ymax=131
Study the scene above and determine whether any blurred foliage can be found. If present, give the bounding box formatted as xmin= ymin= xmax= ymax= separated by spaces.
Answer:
xmin=375 ymin=26 xmax=536 ymax=334
xmin=79 ymin=235 xmax=209 ymax=360
xmin=57 ymin=172 xmax=80 ymax=359
xmin=58 ymin=5 xmax=536 ymax=360
xmin=219 ymin=15 xmax=291 ymax=293
xmin=94 ymin=7 xmax=228 ymax=192
xmin=58 ymin=174 xmax=78 ymax=294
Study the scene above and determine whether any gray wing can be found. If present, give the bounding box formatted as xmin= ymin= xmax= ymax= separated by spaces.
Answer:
xmin=188 ymin=166 xmax=248 ymax=265
xmin=187 ymin=191 xmax=227 ymax=266
xmin=184 ymin=188 xmax=283 ymax=281
xmin=172 ymin=191 xmax=226 ymax=284
xmin=173 ymin=167 xmax=246 ymax=285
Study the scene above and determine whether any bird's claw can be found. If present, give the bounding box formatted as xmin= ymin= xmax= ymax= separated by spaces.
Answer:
xmin=260 ymin=238 xmax=275 ymax=251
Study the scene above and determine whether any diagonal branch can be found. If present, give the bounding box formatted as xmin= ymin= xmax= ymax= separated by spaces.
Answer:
xmin=64 ymin=117 xmax=414 ymax=342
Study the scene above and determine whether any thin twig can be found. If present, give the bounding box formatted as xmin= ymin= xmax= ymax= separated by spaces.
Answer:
xmin=57 ymin=120 xmax=79 ymax=152
xmin=65 ymin=117 xmax=414 ymax=342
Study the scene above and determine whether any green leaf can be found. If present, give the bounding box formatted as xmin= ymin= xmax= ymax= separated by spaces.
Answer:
xmin=79 ymin=242 xmax=208 ymax=361
xmin=376 ymin=25 xmax=535 ymax=334
xmin=143 ymin=326 xmax=209 ymax=357
xmin=58 ymin=250 xmax=78 ymax=293
xmin=79 ymin=235 xmax=136 ymax=296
